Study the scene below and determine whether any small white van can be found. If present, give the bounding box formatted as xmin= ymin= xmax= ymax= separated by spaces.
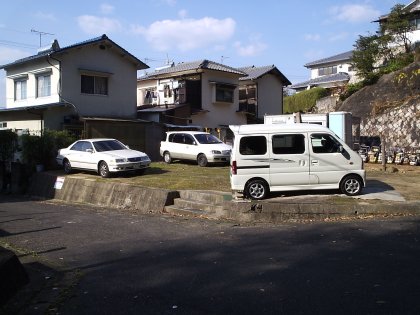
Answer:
xmin=229 ymin=124 xmax=366 ymax=200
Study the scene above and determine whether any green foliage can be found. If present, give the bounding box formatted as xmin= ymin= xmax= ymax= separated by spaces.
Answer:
xmin=284 ymin=87 xmax=328 ymax=113
xmin=381 ymin=53 xmax=414 ymax=74
xmin=339 ymin=82 xmax=364 ymax=101
xmin=382 ymin=4 xmax=415 ymax=53
xmin=0 ymin=130 xmax=18 ymax=161
xmin=352 ymin=34 xmax=381 ymax=79
xmin=21 ymin=130 xmax=77 ymax=170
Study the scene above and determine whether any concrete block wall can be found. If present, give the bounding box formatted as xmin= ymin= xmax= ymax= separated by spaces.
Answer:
xmin=26 ymin=172 xmax=179 ymax=214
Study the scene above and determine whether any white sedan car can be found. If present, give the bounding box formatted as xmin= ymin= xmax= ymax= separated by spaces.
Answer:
xmin=56 ymin=138 xmax=151 ymax=178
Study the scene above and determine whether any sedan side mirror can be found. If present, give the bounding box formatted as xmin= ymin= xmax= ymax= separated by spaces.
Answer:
xmin=86 ymin=149 xmax=93 ymax=153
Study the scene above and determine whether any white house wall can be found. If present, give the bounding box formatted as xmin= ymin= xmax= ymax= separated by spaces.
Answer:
xmin=5 ymin=59 xmax=60 ymax=108
xmin=195 ymin=70 xmax=247 ymax=128
xmin=59 ymin=45 xmax=138 ymax=119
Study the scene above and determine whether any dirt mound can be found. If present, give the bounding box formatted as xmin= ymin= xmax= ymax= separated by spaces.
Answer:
xmin=339 ymin=62 xmax=420 ymax=118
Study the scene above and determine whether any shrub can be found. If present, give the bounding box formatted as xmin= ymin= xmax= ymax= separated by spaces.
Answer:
xmin=284 ymin=87 xmax=328 ymax=113
xmin=0 ymin=130 xmax=18 ymax=162
xmin=21 ymin=130 xmax=77 ymax=171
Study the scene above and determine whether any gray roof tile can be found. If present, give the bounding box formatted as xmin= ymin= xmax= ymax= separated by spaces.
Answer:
xmin=238 ymin=64 xmax=291 ymax=85
xmin=290 ymin=72 xmax=350 ymax=89
xmin=138 ymin=59 xmax=245 ymax=80
xmin=304 ymin=51 xmax=353 ymax=68
xmin=1 ymin=34 xmax=148 ymax=70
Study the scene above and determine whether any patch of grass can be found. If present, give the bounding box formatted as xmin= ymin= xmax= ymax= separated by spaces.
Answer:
xmin=72 ymin=162 xmax=232 ymax=192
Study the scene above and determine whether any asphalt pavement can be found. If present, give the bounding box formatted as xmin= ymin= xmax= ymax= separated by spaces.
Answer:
xmin=1 ymin=195 xmax=420 ymax=314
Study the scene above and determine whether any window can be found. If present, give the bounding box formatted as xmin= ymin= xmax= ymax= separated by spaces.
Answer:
xmin=272 ymin=134 xmax=305 ymax=155
xmin=318 ymin=66 xmax=337 ymax=76
xmin=239 ymin=136 xmax=267 ymax=155
xmin=0 ymin=122 xmax=7 ymax=128
xmin=37 ymin=75 xmax=51 ymax=97
xmin=14 ymin=80 xmax=27 ymax=100
xmin=215 ymin=84 xmax=235 ymax=103
xmin=81 ymin=75 xmax=108 ymax=95
xmin=311 ymin=134 xmax=341 ymax=153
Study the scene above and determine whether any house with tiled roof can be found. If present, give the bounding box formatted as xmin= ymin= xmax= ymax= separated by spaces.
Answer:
xmin=137 ymin=59 xmax=248 ymax=140
xmin=289 ymin=50 xmax=356 ymax=94
xmin=374 ymin=0 xmax=420 ymax=48
xmin=238 ymin=65 xmax=291 ymax=123
xmin=0 ymin=34 xmax=148 ymax=135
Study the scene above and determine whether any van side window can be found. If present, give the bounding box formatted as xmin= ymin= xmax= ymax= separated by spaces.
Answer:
xmin=239 ymin=136 xmax=267 ymax=155
xmin=184 ymin=134 xmax=195 ymax=145
xmin=311 ymin=134 xmax=341 ymax=153
xmin=173 ymin=134 xmax=184 ymax=143
xmin=272 ymin=134 xmax=305 ymax=154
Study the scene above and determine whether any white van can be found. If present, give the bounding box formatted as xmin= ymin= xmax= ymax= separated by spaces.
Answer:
xmin=229 ymin=124 xmax=366 ymax=200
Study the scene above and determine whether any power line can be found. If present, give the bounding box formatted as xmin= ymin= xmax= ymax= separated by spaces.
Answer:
xmin=0 ymin=39 xmax=38 ymax=49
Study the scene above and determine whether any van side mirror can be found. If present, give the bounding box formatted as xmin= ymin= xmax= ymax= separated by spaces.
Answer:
xmin=339 ymin=145 xmax=344 ymax=153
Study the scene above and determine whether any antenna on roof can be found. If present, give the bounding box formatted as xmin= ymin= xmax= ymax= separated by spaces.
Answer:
xmin=31 ymin=29 xmax=54 ymax=47
xmin=221 ymin=55 xmax=229 ymax=64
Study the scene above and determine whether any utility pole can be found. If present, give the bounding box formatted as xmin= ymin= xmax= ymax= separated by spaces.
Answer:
xmin=31 ymin=29 xmax=54 ymax=47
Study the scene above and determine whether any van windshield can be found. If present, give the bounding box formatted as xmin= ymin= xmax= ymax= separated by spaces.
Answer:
xmin=194 ymin=134 xmax=223 ymax=144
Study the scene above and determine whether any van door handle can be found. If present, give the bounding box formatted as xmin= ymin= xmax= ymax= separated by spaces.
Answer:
xmin=311 ymin=160 xmax=319 ymax=165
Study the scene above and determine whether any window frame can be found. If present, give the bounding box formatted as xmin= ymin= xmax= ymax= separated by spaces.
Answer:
xmin=14 ymin=79 xmax=28 ymax=101
xmin=81 ymin=74 xmax=109 ymax=96
xmin=36 ymin=74 xmax=51 ymax=98
xmin=271 ymin=134 xmax=306 ymax=155
xmin=239 ymin=136 xmax=267 ymax=156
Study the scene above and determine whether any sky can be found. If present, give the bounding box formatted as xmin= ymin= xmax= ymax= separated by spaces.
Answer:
xmin=0 ymin=0 xmax=404 ymax=106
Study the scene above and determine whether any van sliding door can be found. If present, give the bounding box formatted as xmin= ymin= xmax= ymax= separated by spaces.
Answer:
xmin=269 ymin=133 xmax=310 ymax=188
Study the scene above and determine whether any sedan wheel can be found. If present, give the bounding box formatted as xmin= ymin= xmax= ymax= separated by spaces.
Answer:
xmin=99 ymin=161 xmax=110 ymax=178
xmin=63 ymin=160 xmax=72 ymax=174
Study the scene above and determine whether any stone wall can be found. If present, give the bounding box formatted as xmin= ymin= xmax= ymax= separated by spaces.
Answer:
xmin=314 ymin=96 xmax=339 ymax=113
xmin=360 ymin=102 xmax=420 ymax=148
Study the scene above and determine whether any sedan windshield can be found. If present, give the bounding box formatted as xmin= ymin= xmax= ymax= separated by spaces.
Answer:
xmin=93 ymin=140 xmax=126 ymax=152
xmin=194 ymin=134 xmax=223 ymax=144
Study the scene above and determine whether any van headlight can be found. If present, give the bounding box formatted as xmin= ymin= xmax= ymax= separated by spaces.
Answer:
xmin=211 ymin=150 xmax=221 ymax=154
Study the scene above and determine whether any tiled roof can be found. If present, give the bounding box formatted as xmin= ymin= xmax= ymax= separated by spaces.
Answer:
xmin=289 ymin=72 xmax=350 ymax=89
xmin=238 ymin=65 xmax=291 ymax=85
xmin=1 ymin=34 xmax=148 ymax=70
xmin=138 ymin=59 xmax=245 ymax=80
xmin=304 ymin=51 xmax=353 ymax=68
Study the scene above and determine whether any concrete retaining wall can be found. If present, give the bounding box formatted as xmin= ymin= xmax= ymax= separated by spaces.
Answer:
xmin=26 ymin=172 xmax=179 ymax=214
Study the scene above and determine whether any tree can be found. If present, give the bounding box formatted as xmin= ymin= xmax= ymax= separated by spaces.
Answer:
xmin=381 ymin=4 xmax=415 ymax=53
xmin=351 ymin=34 xmax=381 ymax=83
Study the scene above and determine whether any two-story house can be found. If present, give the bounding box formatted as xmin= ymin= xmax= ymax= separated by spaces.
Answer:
xmin=374 ymin=0 xmax=420 ymax=49
xmin=289 ymin=50 xmax=356 ymax=95
xmin=237 ymin=65 xmax=291 ymax=123
xmin=137 ymin=60 xmax=248 ymax=140
xmin=0 ymin=34 xmax=148 ymax=135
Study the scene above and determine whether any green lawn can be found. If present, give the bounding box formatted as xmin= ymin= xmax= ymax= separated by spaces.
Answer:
xmin=93 ymin=162 xmax=231 ymax=192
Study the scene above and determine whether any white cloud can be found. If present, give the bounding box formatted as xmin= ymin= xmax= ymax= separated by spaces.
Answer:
xmin=178 ymin=9 xmax=188 ymax=19
xmin=34 ymin=11 xmax=57 ymax=22
xmin=77 ymin=15 xmax=122 ymax=35
xmin=132 ymin=17 xmax=236 ymax=52
xmin=304 ymin=34 xmax=321 ymax=41
xmin=100 ymin=4 xmax=115 ymax=15
xmin=304 ymin=49 xmax=325 ymax=62
xmin=234 ymin=34 xmax=267 ymax=57
xmin=329 ymin=4 xmax=380 ymax=23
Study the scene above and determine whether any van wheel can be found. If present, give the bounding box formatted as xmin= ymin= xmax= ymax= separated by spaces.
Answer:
xmin=340 ymin=175 xmax=362 ymax=196
xmin=163 ymin=152 xmax=172 ymax=164
xmin=246 ymin=179 xmax=268 ymax=200
xmin=197 ymin=154 xmax=208 ymax=167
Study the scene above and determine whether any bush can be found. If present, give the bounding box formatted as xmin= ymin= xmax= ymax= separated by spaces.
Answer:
xmin=0 ymin=130 xmax=17 ymax=162
xmin=21 ymin=130 xmax=77 ymax=171
xmin=284 ymin=87 xmax=328 ymax=113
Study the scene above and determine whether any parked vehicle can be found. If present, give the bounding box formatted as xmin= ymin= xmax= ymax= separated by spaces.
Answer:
xmin=229 ymin=123 xmax=366 ymax=200
xmin=160 ymin=131 xmax=231 ymax=167
xmin=358 ymin=146 xmax=370 ymax=163
xmin=409 ymin=148 xmax=420 ymax=166
xmin=56 ymin=138 xmax=151 ymax=178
